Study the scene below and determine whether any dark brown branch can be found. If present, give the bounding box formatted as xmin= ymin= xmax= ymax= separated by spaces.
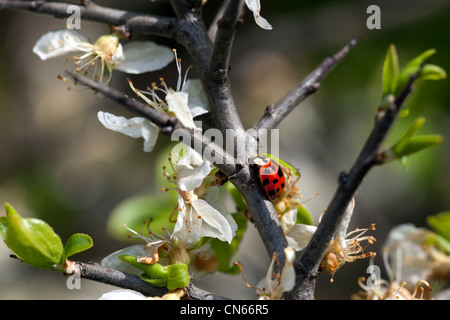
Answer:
xmin=253 ymin=38 xmax=359 ymax=132
xmin=285 ymin=64 xmax=425 ymax=300
xmin=0 ymin=1 xmax=176 ymax=37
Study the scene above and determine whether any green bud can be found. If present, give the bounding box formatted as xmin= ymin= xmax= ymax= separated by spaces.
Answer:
xmin=419 ymin=64 xmax=447 ymax=81
xmin=166 ymin=263 xmax=190 ymax=290
xmin=391 ymin=117 xmax=426 ymax=155
xmin=396 ymin=48 xmax=436 ymax=94
xmin=119 ymin=255 xmax=168 ymax=283
xmin=394 ymin=135 xmax=443 ymax=158
xmin=382 ymin=44 xmax=399 ymax=98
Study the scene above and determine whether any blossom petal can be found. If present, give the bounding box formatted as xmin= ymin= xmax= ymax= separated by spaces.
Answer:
xmin=176 ymin=148 xmax=212 ymax=191
xmin=114 ymin=41 xmax=174 ymax=74
xmin=183 ymin=79 xmax=210 ymax=118
xmin=33 ymin=29 xmax=90 ymax=60
xmin=253 ymin=14 xmax=273 ymax=30
xmin=101 ymin=245 xmax=149 ymax=275
xmin=285 ymin=224 xmax=317 ymax=251
xmin=280 ymin=208 xmax=298 ymax=232
xmin=166 ymin=90 xmax=197 ymax=130
xmin=279 ymin=247 xmax=296 ymax=292
xmin=337 ymin=198 xmax=355 ymax=249
xmin=245 ymin=0 xmax=272 ymax=30
xmin=97 ymin=111 xmax=159 ymax=152
xmin=191 ymin=199 xmax=235 ymax=243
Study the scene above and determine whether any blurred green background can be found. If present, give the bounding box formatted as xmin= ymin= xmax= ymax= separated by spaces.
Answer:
xmin=0 ymin=0 xmax=449 ymax=299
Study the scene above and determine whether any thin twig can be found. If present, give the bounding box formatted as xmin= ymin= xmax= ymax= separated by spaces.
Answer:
xmin=253 ymin=38 xmax=359 ymax=133
xmin=286 ymin=64 xmax=425 ymax=300
xmin=0 ymin=0 xmax=176 ymax=37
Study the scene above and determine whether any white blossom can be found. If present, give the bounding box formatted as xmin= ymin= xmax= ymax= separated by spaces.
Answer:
xmin=128 ymin=49 xmax=209 ymax=130
xmin=169 ymin=147 xmax=237 ymax=245
xmin=33 ymin=29 xmax=174 ymax=84
xmin=256 ymin=247 xmax=296 ymax=299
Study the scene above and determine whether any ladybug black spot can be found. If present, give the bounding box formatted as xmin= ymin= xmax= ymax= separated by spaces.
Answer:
xmin=262 ymin=179 xmax=270 ymax=187
xmin=272 ymin=179 xmax=279 ymax=185
xmin=276 ymin=188 xmax=280 ymax=193
xmin=277 ymin=168 xmax=283 ymax=178
xmin=281 ymin=183 xmax=285 ymax=189
xmin=268 ymin=190 xmax=276 ymax=197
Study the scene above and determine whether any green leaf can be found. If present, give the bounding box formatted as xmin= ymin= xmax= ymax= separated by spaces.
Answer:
xmin=2 ymin=203 xmax=63 ymax=269
xmin=106 ymin=194 xmax=176 ymax=242
xmin=297 ymin=205 xmax=313 ymax=225
xmin=140 ymin=273 xmax=169 ymax=287
xmin=427 ymin=211 xmax=450 ymax=242
xmin=119 ymin=255 xmax=168 ymax=282
xmin=382 ymin=44 xmax=399 ymax=97
xmin=61 ymin=233 xmax=93 ymax=262
xmin=0 ymin=216 xmax=7 ymax=239
xmin=396 ymin=48 xmax=436 ymax=93
xmin=419 ymin=64 xmax=447 ymax=81
xmin=394 ymin=135 xmax=443 ymax=158
xmin=166 ymin=263 xmax=190 ymax=290
xmin=210 ymin=212 xmax=247 ymax=274
xmin=391 ymin=117 xmax=426 ymax=155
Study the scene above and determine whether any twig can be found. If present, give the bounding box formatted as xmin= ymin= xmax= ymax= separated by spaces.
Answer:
xmin=253 ymin=38 xmax=359 ymax=133
xmin=204 ymin=0 xmax=245 ymax=137
xmin=286 ymin=64 xmax=425 ymax=300
xmin=65 ymin=71 xmax=238 ymax=177
xmin=0 ymin=0 xmax=176 ymax=37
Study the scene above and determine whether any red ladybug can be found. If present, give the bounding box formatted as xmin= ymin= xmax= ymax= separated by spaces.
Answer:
xmin=251 ymin=155 xmax=286 ymax=201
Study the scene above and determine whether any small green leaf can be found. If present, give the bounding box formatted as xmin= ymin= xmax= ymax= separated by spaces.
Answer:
xmin=392 ymin=117 xmax=426 ymax=155
xmin=419 ymin=64 xmax=447 ymax=81
xmin=382 ymin=44 xmax=399 ymax=97
xmin=140 ymin=273 xmax=168 ymax=287
xmin=119 ymin=255 xmax=168 ymax=282
xmin=166 ymin=263 xmax=190 ymax=290
xmin=394 ymin=135 xmax=443 ymax=158
xmin=61 ymin=233 xmax=93 ymax=262
xmin=427 ymin=211 xmax=450 ymax=242
xmin=399 ymin=156 xmax=411 ymax=170
xmin=297 ymin=205 xmax=313 ymax=225
xmin=2 ymin=203 xmax=63 ymax=269
xmin=397 ymin=48 xmax=436 ymax=93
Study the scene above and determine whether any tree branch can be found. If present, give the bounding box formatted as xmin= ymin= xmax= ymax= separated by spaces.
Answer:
xmin=0 ymin=0 xmax=177 ymax=37
xmin=253 ymin=38 xmax=359 ymax=133
xmin=286 ymin=65 xmax=425 ymax=300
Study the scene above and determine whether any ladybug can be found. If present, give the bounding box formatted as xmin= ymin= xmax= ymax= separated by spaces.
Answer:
xmin=250 ymin=155 xmax=286 ymax=201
